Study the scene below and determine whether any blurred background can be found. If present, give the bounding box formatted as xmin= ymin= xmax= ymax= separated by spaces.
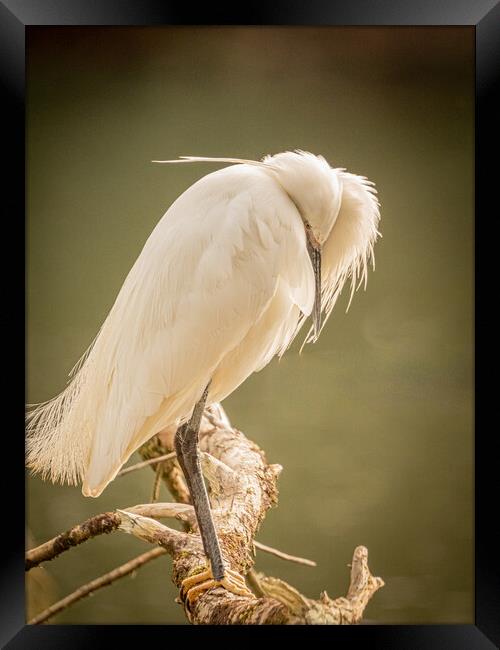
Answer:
xmin=26 ymin=26 xmax=474 ymax=624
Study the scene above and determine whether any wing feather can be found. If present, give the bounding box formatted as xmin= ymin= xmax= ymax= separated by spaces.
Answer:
xmin=83 ymin=164 xmax=312 ymax=494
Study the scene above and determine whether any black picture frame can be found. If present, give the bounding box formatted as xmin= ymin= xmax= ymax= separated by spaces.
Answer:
xmin=4 ymin=1 xmax=498 ymax=646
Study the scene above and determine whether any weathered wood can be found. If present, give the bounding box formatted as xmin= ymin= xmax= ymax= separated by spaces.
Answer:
xmin=119 ymin=403 xmax=384 ymax=624
xmin=25 ymin=512 xmax=121 ymax=571
xmin=27 ymin=403 xmax=384 ymax=624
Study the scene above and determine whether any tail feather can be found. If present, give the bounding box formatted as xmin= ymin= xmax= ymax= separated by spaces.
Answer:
xmin=25 ymin=328 xmax=108 ymax=488
xmin=26 ymin=366 xmax=94 ymax=486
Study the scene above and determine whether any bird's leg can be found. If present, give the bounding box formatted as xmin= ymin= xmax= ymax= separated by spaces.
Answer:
xmin=175 ymin=383 xmax=224 ymax=578
xmin=174 ymin=382 xmax=254 ymax=607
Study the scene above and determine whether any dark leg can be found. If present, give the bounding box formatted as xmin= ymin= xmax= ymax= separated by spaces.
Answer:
xmin=174 ymin=382 xmax=225 ymax=581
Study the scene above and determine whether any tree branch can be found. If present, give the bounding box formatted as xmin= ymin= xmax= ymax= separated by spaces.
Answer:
xmin=253 ymin=541 xmax=317 ymax=567
xmin=138 ymin=434 xmax=190 ymax=504
xmin=28 ymin=402 xmax=384 ymax=624
xmin=116 ymin=451 xmax=176 ymax=477
xmin=25 ymin=504 xmax=193 ymax=571
xmin=29 ymin=547 xmax=166 ymax=624
xmin=25 ymin=512 xmax=121 ymax=571
xmin=117 ymin=404 xmax=384 ymax=624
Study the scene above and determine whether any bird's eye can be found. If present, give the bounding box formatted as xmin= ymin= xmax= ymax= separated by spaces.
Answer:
xmin=305 ymin=222 xmax=311 ymax=230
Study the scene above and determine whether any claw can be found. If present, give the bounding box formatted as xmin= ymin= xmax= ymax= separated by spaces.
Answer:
xmin=180 ymin=564 xmax=255 ymax=611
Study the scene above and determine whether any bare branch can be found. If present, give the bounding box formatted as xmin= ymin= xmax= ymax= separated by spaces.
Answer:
xmin=117 ymin=509 xmax=194 ymax=556
xmin=25 ymin=512 xmax=121 ymax=571
xmin=138 ymin=437 xmax=190 ymax=504
xmin=116 ymin=451 xmax=176 ymax=477
xmin=116 ymin=405 xmax=384 ymax=624
xmin=28 ymin=547 xmax=166 ymax=625
xmin=28 ymin=402 xmax=384 ymax=625
xmin=125 ymin=502 xmax=195 ymax=524
xmin=123 ymin=503 xmax=316 ymax=566
xmin=253 ymin=541 xmax=317 ymax=567
xmin=150 ymin=462 xmax=163 ymax=502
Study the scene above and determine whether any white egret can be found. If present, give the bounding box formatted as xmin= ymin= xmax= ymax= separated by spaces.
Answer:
xmin=26 ymin=150 xmax=380 ymax=601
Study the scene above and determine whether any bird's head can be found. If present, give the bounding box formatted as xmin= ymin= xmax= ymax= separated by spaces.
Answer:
xmin=262 ymin=150 xmax=343 ymax=248
xmin=261 ymin=151 xmax=380 ymax=345
xmin=153 ymin=150 xmax=380 ymax=344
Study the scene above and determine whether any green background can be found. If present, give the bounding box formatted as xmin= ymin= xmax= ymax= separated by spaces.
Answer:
xmin=26 ymin=26 xmax=474 ymax=624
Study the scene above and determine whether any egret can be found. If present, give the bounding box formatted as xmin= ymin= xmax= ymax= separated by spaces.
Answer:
xmin=27 ymin=150 xmax=380 ymax=602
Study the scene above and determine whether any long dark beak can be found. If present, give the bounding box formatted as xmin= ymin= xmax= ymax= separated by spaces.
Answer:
xmin=306 ymin=235 xmax=322 ymax=341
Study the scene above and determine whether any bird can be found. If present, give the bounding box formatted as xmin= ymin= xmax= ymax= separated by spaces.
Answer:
xmin=26 ymin=150 xmax=380 ymax=603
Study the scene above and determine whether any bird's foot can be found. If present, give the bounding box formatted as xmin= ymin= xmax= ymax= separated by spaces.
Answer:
xmin=180 ymin=564 xmax=255 ymax=610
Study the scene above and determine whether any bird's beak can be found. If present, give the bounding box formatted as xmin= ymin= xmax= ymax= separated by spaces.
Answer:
xmin=306 ymin=232 xmax=322 ymax=341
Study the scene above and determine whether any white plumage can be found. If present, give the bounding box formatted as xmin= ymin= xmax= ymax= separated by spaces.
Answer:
xmin=26 ymin=150 xmax=380 ymax=497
